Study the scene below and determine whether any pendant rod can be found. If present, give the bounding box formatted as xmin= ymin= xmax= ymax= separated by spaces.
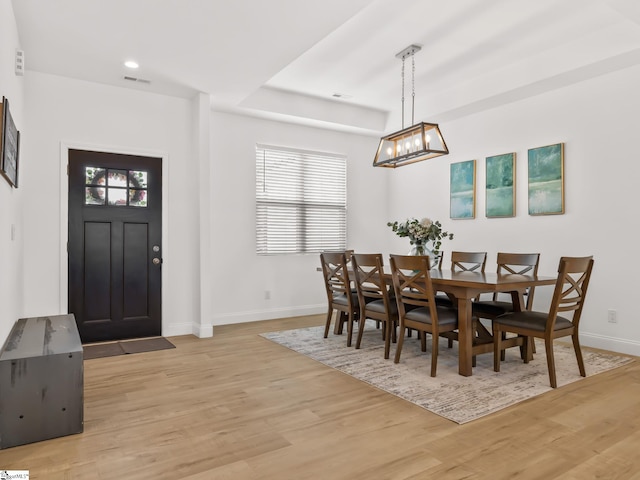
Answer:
xmin=396 ymin=44 xmax=421 ymax=129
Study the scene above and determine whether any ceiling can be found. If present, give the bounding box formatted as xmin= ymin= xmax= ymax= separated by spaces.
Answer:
xmin=11 ymin=0 xmax=640 ymax=135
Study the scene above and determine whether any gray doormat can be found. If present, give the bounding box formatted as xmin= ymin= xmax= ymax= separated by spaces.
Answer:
xmin=83 ymin=337 xmax=175 ymax=360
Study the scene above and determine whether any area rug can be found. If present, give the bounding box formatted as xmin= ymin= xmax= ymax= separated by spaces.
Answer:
xmin=261 ymin=325 xmax=634 ymax=424
xmin=83 ymin=337 xmax=175 ymax=360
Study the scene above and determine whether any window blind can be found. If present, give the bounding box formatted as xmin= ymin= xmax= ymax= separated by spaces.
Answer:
xmin=256 ymin=144 xmax=347 ymax=255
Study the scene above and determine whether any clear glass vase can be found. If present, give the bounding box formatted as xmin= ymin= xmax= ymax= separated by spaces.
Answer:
xmin=409 ymin=242 xmax=427 ymax=256
xmin=408 ymin=243 xmax=439 ymax=268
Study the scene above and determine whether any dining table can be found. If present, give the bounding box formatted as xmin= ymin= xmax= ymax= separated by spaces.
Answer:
xmin=425 ymin=269 xmax=557 ymax=376
xmin=319 ymin=262 xmax=557 ymax=377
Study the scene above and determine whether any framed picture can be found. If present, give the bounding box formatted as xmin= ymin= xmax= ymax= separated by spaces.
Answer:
xmin=450 ymin=160 xmax=476 ymax=219
xmin=486 ymin=152 xmax=515 ymax=218
xmin=0 ymin=96 xmax=20 ymax=188
xmin=528 ymin=143 xmax=564 ymax=215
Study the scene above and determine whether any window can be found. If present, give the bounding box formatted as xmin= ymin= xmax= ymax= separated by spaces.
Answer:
xmin=84 ymin=166 xmax=148 ymax=207
xmin=256 ymin=144 xmax=347 ymax=254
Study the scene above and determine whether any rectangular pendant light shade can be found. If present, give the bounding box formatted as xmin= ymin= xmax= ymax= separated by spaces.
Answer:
xmin=373 ymin=121 xmax=449 ymax=168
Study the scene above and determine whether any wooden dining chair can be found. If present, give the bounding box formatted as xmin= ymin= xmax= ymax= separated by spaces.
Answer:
xmin=351 ymin=253 xmax=398 ymax=359
xmin=493 ymin=256 xmax=594 ymax=388
xmin=435 ymin=251 xmax=487 ymax=352
xmin=319 ymin=252 xmax=359 ymax=346
xmin=435 ymin=251 xmax=487 ymax=307
xmin=473 ymin=252 xmax=540 ymax=318
xmin=401 ymin=250 xmax=444 ymax=341
xmin=390 ymin=254 xmax=458 ymax=377
xmin=344 ymin=249 xmax=381 ymax=330
xmin=473 ymin=253 xmax=540 ymax=356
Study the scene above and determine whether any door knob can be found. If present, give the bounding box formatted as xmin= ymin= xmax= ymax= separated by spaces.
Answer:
xmin=152 ymin=257 xmax=161 ymax=265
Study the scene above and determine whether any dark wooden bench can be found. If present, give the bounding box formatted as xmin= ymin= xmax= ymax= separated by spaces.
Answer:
xmin=0 ymin=314 xmax=83 ymax=449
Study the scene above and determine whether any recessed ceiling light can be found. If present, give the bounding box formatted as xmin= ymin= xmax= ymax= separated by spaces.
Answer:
xmin=124 ymin=60 xmax=139 ymax=69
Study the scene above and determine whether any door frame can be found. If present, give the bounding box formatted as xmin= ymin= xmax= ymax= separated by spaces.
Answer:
xmin=59 ymin=141 xmax=169 ymax=334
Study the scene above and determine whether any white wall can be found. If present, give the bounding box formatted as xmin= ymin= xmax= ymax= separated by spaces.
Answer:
xmin=21 ymin=71 xmax=200 ymax=338
xmin=208 ymin=111 xmax=385 ymax=326
xmin=387 ymin=64 xmax=640 ymax=355
xmin=13 ymin=75 xmax=386 ymax=340
xmin=0 ymin=0 xmax=25 ymax=344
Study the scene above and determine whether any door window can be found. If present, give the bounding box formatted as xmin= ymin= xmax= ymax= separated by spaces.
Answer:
xmin=84 ymin=167 xmax=148 ymax=207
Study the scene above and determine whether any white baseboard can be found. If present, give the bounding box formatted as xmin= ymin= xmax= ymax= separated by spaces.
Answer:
xmin=164 ymin=314 xmax=640 ymax=356
xmin=211 ymin=304 xmax=325 ymax=327
xmin=192 ymin=323 xmax=214 ymax=338
xmin=163 ymin=321 xmax=199 ymax=338
xmin=580 ymin=332 xmax=640 ymax=356
xmin=162 ymin=304 xmax=325 ymax=339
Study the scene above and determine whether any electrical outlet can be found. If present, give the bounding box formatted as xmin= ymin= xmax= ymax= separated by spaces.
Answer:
xmin=607 ymin=309 xmax=617 ymax=323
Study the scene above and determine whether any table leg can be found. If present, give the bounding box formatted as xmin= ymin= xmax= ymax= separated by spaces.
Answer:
xmin=510 ymin=290 xmax=525 ymax=311
xmin=457 ymin=297 xmax=473 ymax=376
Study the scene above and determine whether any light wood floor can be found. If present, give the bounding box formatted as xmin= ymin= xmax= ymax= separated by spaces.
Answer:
xmin=1 ymin=315 xmax=639 ymax=479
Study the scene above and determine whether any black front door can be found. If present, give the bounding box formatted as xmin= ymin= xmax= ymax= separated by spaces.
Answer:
xmin=68 ymin=149 xmax=162 ymax=343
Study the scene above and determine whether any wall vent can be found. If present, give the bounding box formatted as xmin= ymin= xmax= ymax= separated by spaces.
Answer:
xmin=123 ymin=76 xmax=151 ymax=84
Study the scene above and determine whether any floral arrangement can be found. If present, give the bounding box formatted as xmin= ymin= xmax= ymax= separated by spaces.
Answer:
xmin=387 ymin=217 xmax=453 ymax=256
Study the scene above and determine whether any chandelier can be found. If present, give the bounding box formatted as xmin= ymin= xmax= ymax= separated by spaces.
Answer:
xmin=373 ymin=44 xmax=449 ymax=168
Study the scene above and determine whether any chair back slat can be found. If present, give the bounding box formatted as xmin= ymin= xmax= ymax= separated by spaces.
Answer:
xmin=351 ymin=253 xmax=389 ymax=305
xmin=320 ymin=252 xmax=351 ymax=299
xmin=547 ymin=256 xmax=594 ymax=332
xmin=497 ymin=252 xmax=539 ymax=274
xmin=494 ymin=252 xmax=540 ymax=308
xmin=390 ymin=254 xmax=437 ymax=315
xmin=450 ymin=251 xmax=487 ymax=272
